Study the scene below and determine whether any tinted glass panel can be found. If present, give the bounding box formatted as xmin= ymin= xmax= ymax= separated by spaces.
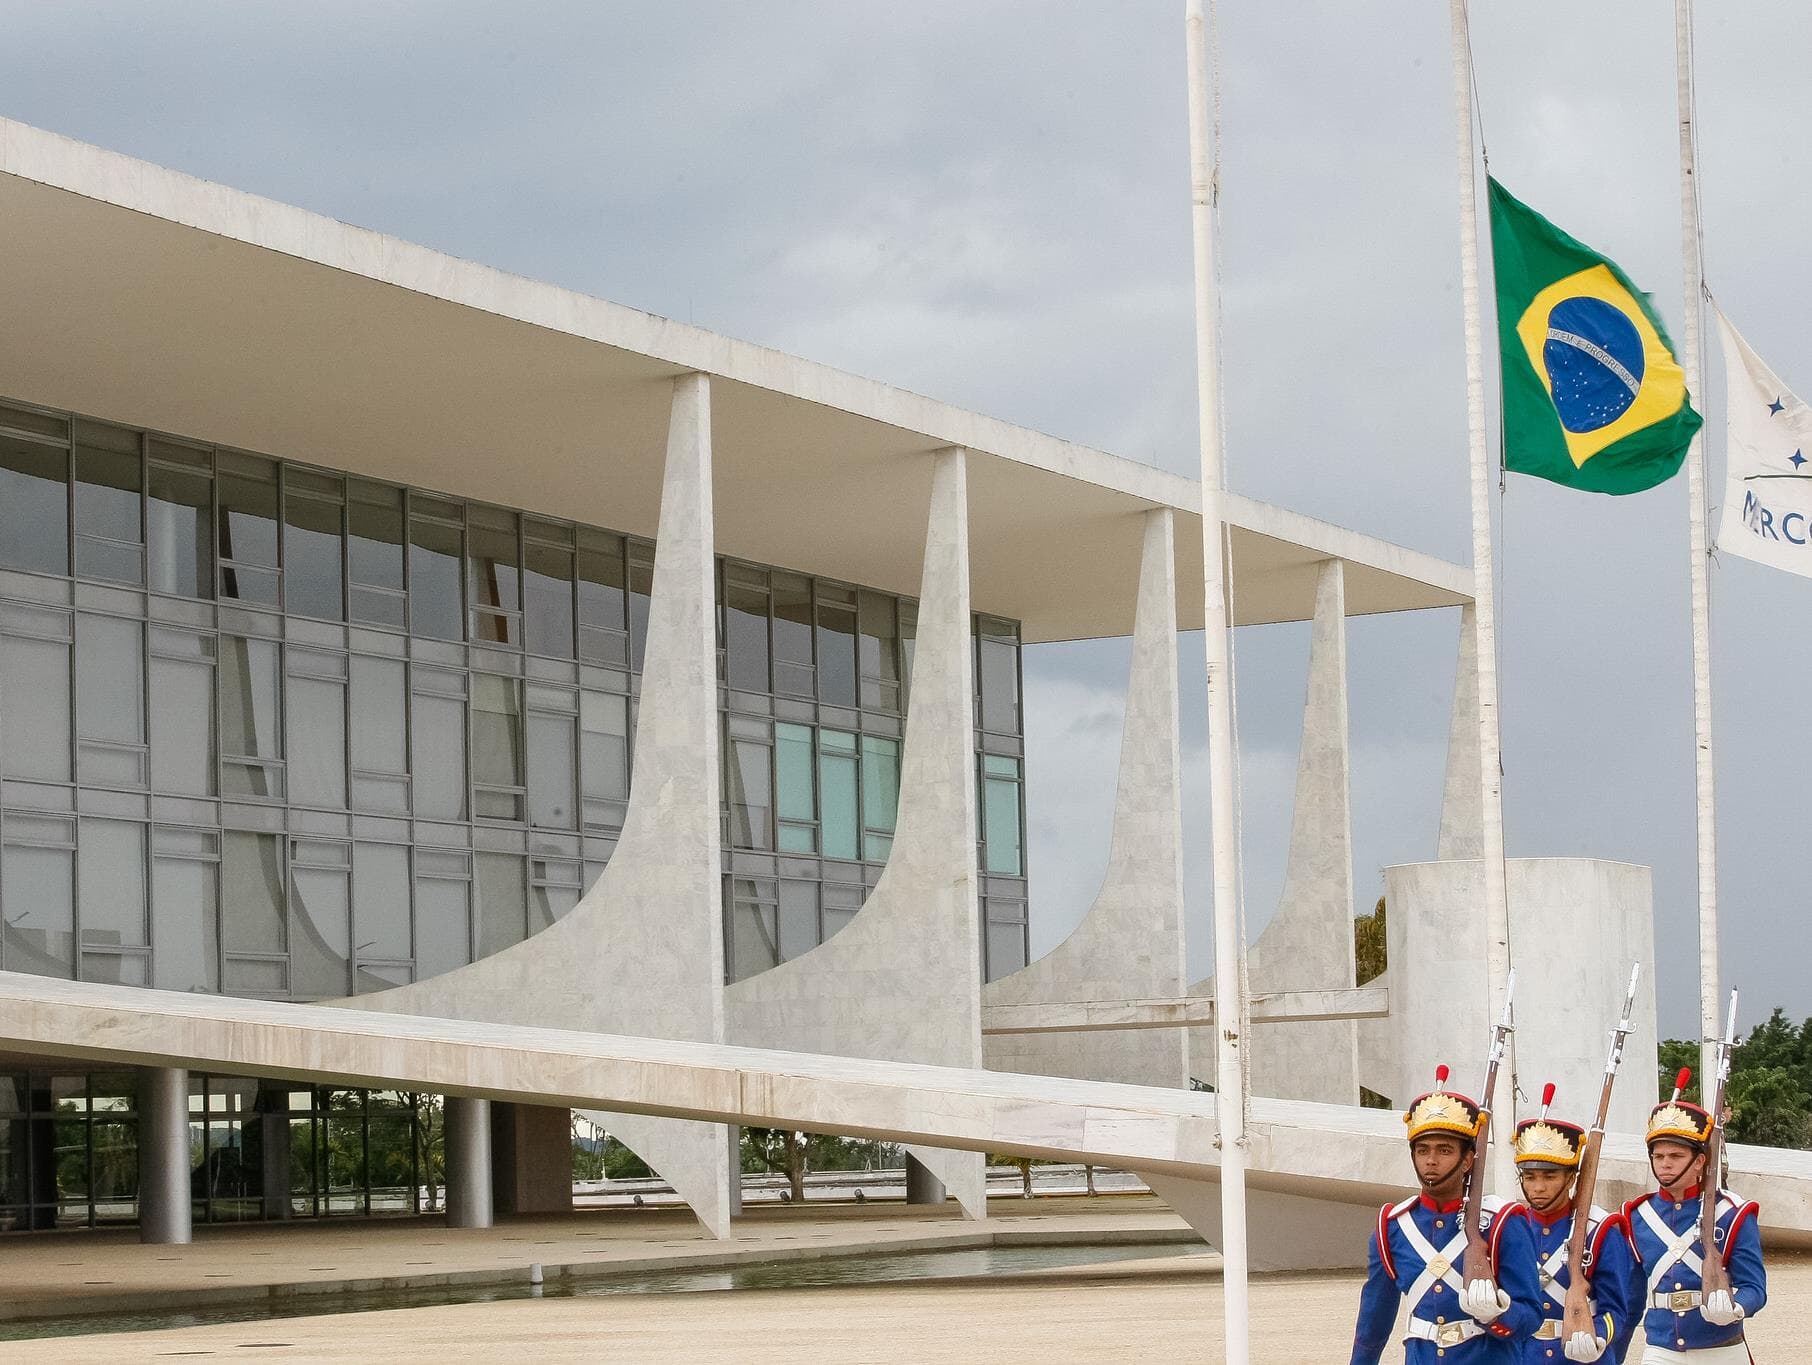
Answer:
xmin=818 ymin=730 xmax=858 ymax=861
xmin=288 ymin=671 xmax=347 ymax=810
xmin=219 ymin=638 xmax=282 ymax=761
xmin=348 ymin=484 xmax=404 ymax=590
xmin=78 ymin=819 xmax=147 ymax=949
xmin=409 ymin=681 xmax=466 ymax=821
xmin=724 ymin=566 xmax=769 ymax=693
xmin=523 ymin=539 xmax=575 ymax=659
xmin=0 ymin=434 xmax=69 ymax=574
xmin=351 ymin=844 xmax=411 ymax=962
xmin=148 ymin=639 xmax=215 ymax=797
xmin=290 ymin=864 xmax=350 ymax=999
xmin=577 ymin=532 xmax=626 ymax=665
xmin=217 ymin=456 xmax=280 ymax=604
xmin=151 ymin=852 xmax=219 ymax=993
xmin=815 ymin=595 xmax=857 ymax=706
xmin=1 ymin=631 xmax=72 ymax=782
xmin=471 ymin=675 xmax=523 ymax=793
xmin=727 ymin=737 xmax=771 ymax=850
xmin=468 ymin=510 xmax=519 ymax=646
xmin=627 ymin=543 xmax=654 ymax=670
xmin=580 ymin=692 xmax=628 ymax=803
xmin=987 ymin=918 xmax=1029 ymax=979
xmin=408 ymin=517 xmax=463 ymax=641
xmin=284 ymin=492 xmax=344 ymax=621
xmin=221 ymin=832 xmax=286 ymax=957
xmin=774 ymin=724 xmax=814 ymax=824
xmin=476 ymin=853 xmax=526 ymax=958
xmin=778 ymin=880 xmax=818 ymax=961
xmin=982 ymin=760 xmax=1023 ymax=876
xmin=1 ymin=842 xmax=74 ymax=977
xmin=861 ymin=736 xmax=900 ymax=860
xmin=350 ymin=657 xmax=408 ymax=779
xmin=75 ymin=615 xmax=145 ymax=748
xmin=527 ymin=711 xmax=576 ymax=830
xmin=979 ymin=635 xmax=1020 ymax=734
xmin=148 ymin=445 xmax=213 ymax=599
xmin=73 ymin=424 xmax=142 ymax=584
xmin=771 ymin=574 xmax=812 ymax=696
xmin=414 ymin=877 xmax=470 ymax=980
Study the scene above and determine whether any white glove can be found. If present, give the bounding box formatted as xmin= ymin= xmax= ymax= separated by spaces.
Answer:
xmin=1563 ymin=1331 xmax=1606 ymax=1362
xmin=1700 ymin=1289 xmax=1745 ymax=1326
xmin=1460 ymin=1279 xmax=1510 ymax=1323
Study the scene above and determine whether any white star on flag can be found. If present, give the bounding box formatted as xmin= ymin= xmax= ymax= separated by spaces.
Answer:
xmin=1715 ymin=304 xmax=1812 ymax=578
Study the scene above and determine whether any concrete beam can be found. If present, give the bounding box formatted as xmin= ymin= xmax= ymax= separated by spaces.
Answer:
xmin=982 ymin=987 xmax=1390 ymax=1035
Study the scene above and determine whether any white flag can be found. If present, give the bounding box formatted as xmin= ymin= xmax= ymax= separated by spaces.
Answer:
xmin=1716 ymin=306 xmax=1812 ymax=577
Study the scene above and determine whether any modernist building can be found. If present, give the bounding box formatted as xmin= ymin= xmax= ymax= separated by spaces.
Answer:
xmin=0 ymin=117 xmax=1526 ymax=1243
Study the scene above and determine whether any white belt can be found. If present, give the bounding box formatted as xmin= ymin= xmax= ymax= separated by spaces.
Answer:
xmin=1651 ymin=1290 xmax=1703 ymax=1312
xmin=1639 ymin=1344 xmax=1751 ymax=1363
xmin=1405 ymin=1318 xmax=1486 ymax=1347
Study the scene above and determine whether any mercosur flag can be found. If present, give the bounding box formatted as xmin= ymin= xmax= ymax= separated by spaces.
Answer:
xmin=1489 ymin=178 xmax=1701 ymax=494
xmin=1715 ymin=306 xmax=1812 ymax=577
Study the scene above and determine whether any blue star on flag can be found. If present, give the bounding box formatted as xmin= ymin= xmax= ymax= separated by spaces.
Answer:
xmin=1792 ymin=450 xmax=1807 ymax=471
xmin=1769 ymin=397 xmax=1786 ymax=415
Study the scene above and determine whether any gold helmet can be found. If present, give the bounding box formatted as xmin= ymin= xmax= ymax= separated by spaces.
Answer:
xmin=1515 ymin=1083 xmax=1585 ymax=1171
xmin=1404 ymin=1065 xmax=1482 ymax=1144
xmin=1648 ymin=1066 xmax=1713 ymax=1152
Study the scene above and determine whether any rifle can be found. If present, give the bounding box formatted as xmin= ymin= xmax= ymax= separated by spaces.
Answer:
xmin=1699 ymin=990 xmax=1741 ymax=1300
xmin=1562 ymin=963 xmax=1642 ymax=1338
xmin=1462 ymin=970 xmax=1517 ymax=1287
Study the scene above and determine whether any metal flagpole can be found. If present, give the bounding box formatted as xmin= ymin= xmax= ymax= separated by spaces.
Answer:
xmin=1673 ymin=0 xmax=1721 ymax=1096
xmin=1183 ymin=3 xmax=1250 ymax=1360
xmin=1446 ymin=0 xmax=1517 ymax=1198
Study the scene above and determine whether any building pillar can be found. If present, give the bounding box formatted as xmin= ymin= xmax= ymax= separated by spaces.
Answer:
xmin=259 ymin=1104 xmax=291 ymax=1221
xmin=904 ymin=1153 xmax=948 ymax=1206
xmin=444 ymin=1096 xmax=494 ymax=1229
xmin=138 ymin=1067 xmax=192 ymax=1245
xmin=489 ymin=1102 xmax=573 ymax=1216
xmin=726 ymin=1126 xmax=743 ymax=1216
xmin=1438 ymin=603 xmax=1484 ymax=860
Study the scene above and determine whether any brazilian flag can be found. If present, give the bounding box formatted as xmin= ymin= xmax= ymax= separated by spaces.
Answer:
xmin=1489 ymin=178 xmax=1700 ymax=495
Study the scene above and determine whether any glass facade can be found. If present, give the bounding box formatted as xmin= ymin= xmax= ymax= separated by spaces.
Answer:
xmin=0 ymin=395 xmax=1031 ymax=1015
xmin=0 ymin=1067 xmax=450 ymax=1230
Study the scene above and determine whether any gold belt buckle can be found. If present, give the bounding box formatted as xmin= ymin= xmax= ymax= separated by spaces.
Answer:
xmin=1669 ymin=1290 xmax=1699 ymax=1312
xmin=1435 ymin=1322 xmax=1468 ymax=1346
xmin=1534 ymin=1320 xmax=1562 ymax=1340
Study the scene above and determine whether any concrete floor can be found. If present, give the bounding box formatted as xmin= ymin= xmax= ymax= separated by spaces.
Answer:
xmin=22 ymin=1254 xmax=1812 ymax=1363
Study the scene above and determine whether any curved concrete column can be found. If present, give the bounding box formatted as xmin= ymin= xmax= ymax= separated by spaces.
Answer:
xmin=335 ymin=372 xmax=732 ymax=1237
xmin=726 ymin=448 xmax=986 ymax=1219
xmin=1386 ymin=857 xmax=1658 ymax=1141
xmin=982 ymin=507 xmax=1188 ymax=1089
xmin=1210 ymin=558 xmax=1358 ymax=1104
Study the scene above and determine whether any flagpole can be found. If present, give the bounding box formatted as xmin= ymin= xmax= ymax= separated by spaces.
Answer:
xmin=1184 ymin=3 xmax=1250 ymax=1360
xmin=1447 ymin=0 xmax=1516 ymax=1198
xmin=1673 ymin=0 xmax=1721 ymax=1096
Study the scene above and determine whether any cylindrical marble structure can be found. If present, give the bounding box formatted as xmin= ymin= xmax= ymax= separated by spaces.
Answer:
xmin=138 ymin=1066 xmax=192 ymax=1245
xmin=445 ymin=1096 xmax=494 ymax=1228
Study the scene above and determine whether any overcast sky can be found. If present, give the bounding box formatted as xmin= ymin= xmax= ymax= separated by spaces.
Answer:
xmin=2 ymin=2 xmax=1805 ymax=1037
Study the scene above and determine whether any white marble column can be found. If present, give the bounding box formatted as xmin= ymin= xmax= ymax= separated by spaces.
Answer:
xmin=1438 ymin=603 xmax=1484 ymax=860
xmin=1228 ymin=558 xmax=1359 ymax=1103
xmin=727 ymin=448 xmax=987 ymax=1219
xmin=982 ymin=507 xmax=1188 ymax=1089
xmin=336 ymin=372 xmax=733 ymax=1238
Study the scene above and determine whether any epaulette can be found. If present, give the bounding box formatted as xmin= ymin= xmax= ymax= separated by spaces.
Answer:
xmin=1376 ymin=1196 xmax=1417 ymax=1281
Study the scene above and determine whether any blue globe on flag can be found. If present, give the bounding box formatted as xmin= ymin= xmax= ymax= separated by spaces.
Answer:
xmin=1543 ymin=296 xmax=1646 ymax=434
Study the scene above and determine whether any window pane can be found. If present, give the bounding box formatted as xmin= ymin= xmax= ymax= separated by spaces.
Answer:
xmin=861 ymin=736 xmax=900 ymax=858
xmin=0 ymin=434 xmax=69 ymax=575
xmin=471 ymin=675 xmax=523 ymax=793
xmin=221 ymin=831 xmax=286 ymax=956
xmin=983 ymin=767 xmax=1023 ymax=877
xmin=79 ymin=819 xmax=147 ymax=949
xmin=771 ymin=573 xmax=812 ymax=696
xmin=288 ymin=672 xmax=347 ymax=810
xmin=468 ymin=509 xmax=519 ymax=645
xmin=577 ymin=532 xmax=626 ymax=664
xmin=774 ymin=724 xmax=814 ymax=824
xmin=73 ymin=424 xmax=143 ymax=585
xmin=580 ymin=691 xmax=628 ymax=803
xmin=217 ymin=456 xmax=280 ymax=604
xmin=1 ymin=843 xmax=74 ymax=977
xmin=351 ymin=844 xmax=411 ymax=962
xmin=350 ymin=657 xmax=407 ymax=778
xmin=979 ymin=634 xmax=1020 ymax=735
xmin=627 ymin=543 xmax=653 ymax=672
xmin=723 ymin=566 xmax=769 ymax=693
xmin=76 ymin=615 xmax=145 ymax=747
xmin=284 ymin=492 xmax=344 ymax=621
xmin=476 ymin=853 xmax=526 ymax=959
xmin=414 ymin=877 xmax=471 ymax=980
xmin=819 ymin=732 xmax=858 ymax=861
xmin=727 ymin=737 xmax=771 ymax=850
xmin=348 ymin=483 xmax=404 ymax=590
xmin=730 ymin=896 xmax=777 ymax=980
xmin=219 ymin=637 xmax=283 ymax=761
xmin=1 ymin=631 xmax=72 ymax=782
xmin=149 ymin=648 xmax=216 ymax=796
xmin=778 ymin=880 xmax=818 ymax=962
xmin=148 ymin=455 xmax=213 ymax=600
xmin=291 ymin=864 xmax=350 ymax=1000
xmin=408 ymin=516 xmax=463 ymax=641
xmin=987 ymin=919 xmax=1028 ymax=980
xmin=523 ymin=540 xmax=575 ymax=659
xmin=151 ymin=853 xmax=219 ymax=993
xmin=527 ymin=712 xmax=576 ymax=830
xmin=858 ymin=591 xmax=900 ymax=709
xmin=816 ymin=595 xmax=857 ymax=706
xmin=409 ymin=682 xmax=466 ymax=821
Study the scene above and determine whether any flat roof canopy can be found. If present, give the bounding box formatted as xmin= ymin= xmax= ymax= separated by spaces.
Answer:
xmin=0 ymin=119 xmax=1469 ymax=643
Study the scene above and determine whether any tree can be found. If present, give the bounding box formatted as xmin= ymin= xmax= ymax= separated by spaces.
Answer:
xmin=1354 ymin=897 xmax=1387 ymax=986
xmin=1726 ymin=1067 xmax=1812 ymax=1149
xmin=1655 ymin=1008 xmax=1812 ymax=1152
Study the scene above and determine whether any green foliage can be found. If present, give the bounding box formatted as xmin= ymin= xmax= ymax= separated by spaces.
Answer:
xmin=1658 ymin=1008 xmax=1812 ymax=1150
xmin=1354 ymin=897 xmax=1387 ymax=987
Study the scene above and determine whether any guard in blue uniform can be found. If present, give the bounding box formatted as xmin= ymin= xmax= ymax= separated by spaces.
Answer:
xmin=1508 ymin=1100 xmax=1638 ymax=1362
xmin=1623 ymin=1096 xmax=1766 ymax=1362
xmin=1351 ymin=1067 xmax=1544 ymax=1363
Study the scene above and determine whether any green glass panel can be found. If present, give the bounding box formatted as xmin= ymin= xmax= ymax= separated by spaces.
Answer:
xmin=861 ymin=736 xmax=900 ymax=837
xmin=819 ymin=732 xmax=858 ymax=861
xmin=775 ymin=723 xmax=815 ymax=824
xmin=983 ymin=774 xmax=1023 ymax=876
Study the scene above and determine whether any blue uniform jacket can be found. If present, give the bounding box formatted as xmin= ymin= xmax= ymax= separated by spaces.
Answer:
xmin=1350 ymin=1193 xmax=1544 ymax=1364
xmin=1623 ymin=1186 xmax=1765 ymax=1353
xmin=1517 ymin=1203 xmax=1638 ymax=1364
